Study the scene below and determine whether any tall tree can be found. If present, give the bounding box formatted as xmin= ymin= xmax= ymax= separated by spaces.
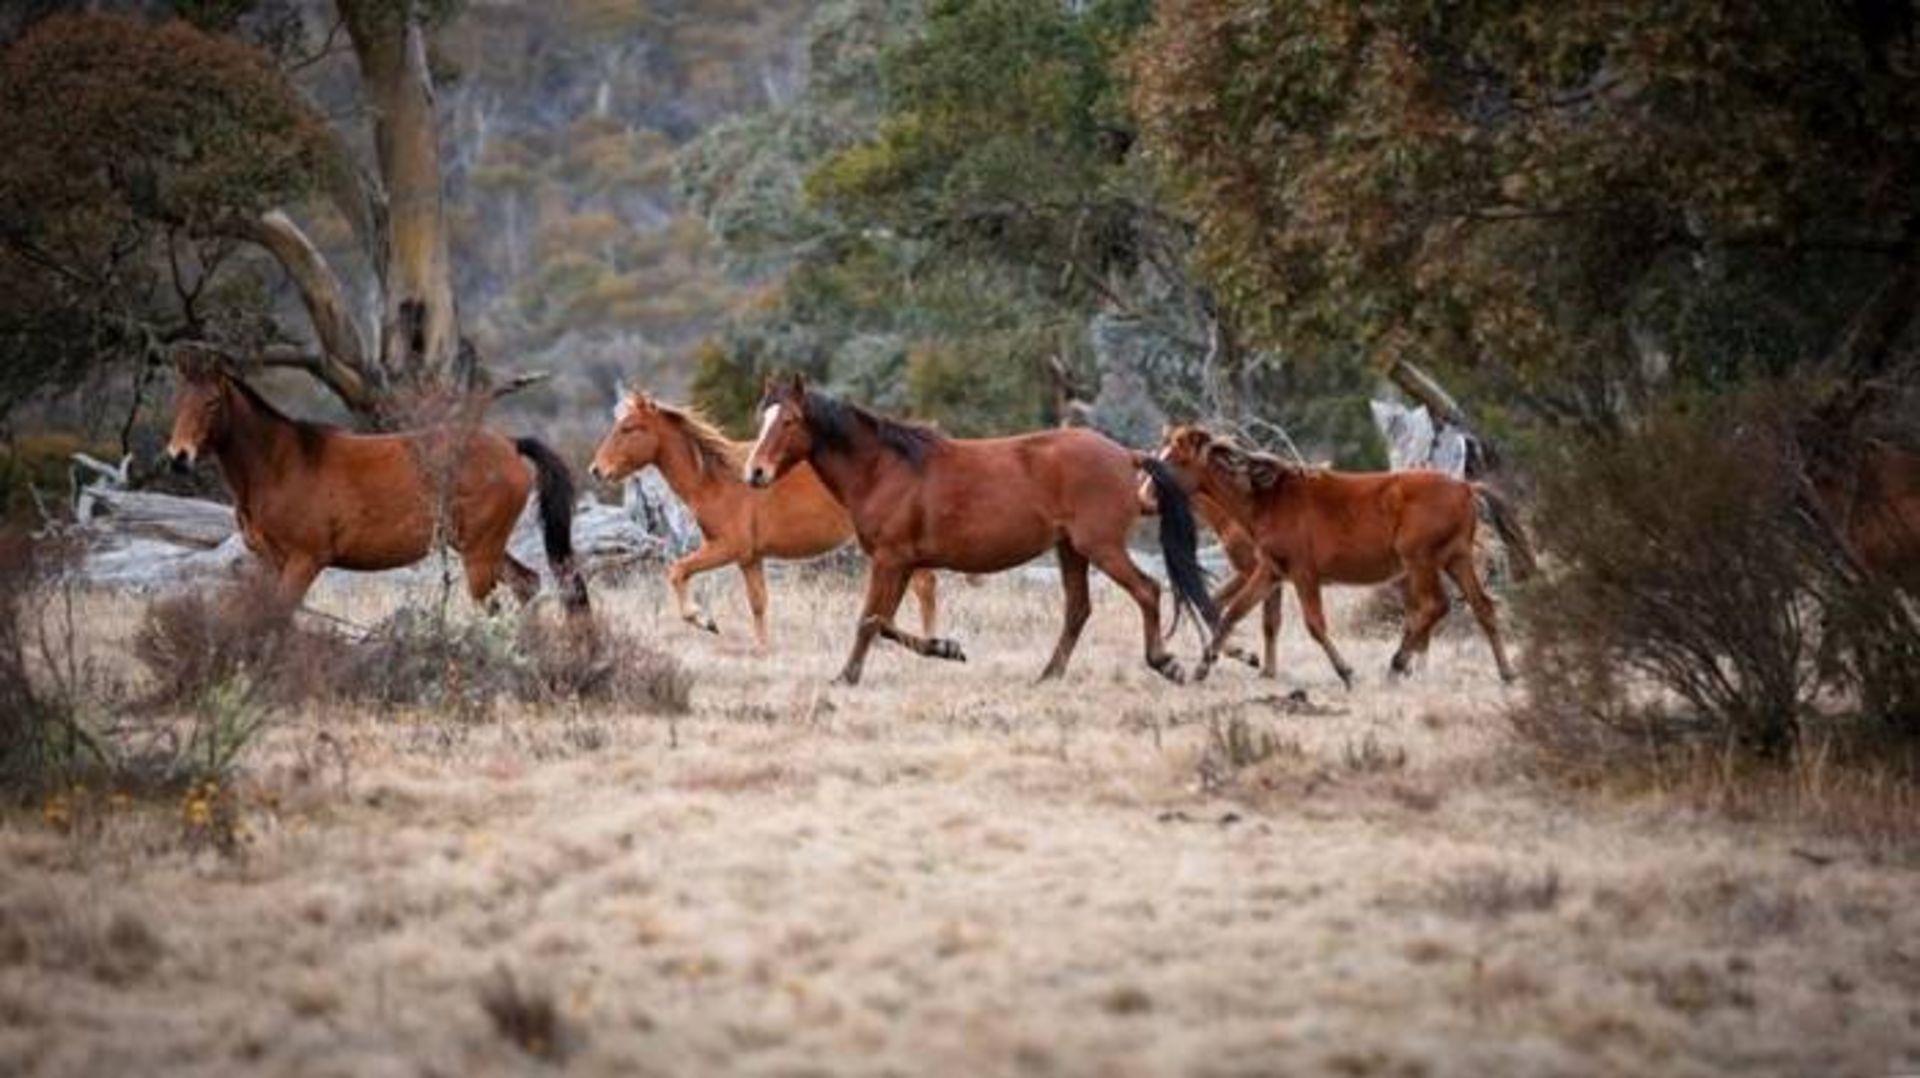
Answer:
xmin=1131 ymin=0 xmax=1920 ymax=428
xmin=0 ymin=2 xmax=507 ymax=427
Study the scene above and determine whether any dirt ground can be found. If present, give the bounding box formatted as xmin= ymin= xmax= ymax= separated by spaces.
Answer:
xmin=2 ymin=567 xmax=1917 ymax=1077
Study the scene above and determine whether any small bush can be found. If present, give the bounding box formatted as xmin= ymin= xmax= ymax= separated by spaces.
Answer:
xmin=0 ymin=532 xmax=113 ymax=792
xmin=1519 ymin=398 xmax=1867 ymax=760
xmin=132 ymin=584 xmax=344 ymax=708
xmin=340 ymin=608 xmax=692 ymax=718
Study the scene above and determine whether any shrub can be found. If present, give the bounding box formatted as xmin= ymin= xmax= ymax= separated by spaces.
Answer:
xmin=0 ymin=532 xmax=111 ymax=791
xmin=1517 ymin=390 xmax=1919 ymax=766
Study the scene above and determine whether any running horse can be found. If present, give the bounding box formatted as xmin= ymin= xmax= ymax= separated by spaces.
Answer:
xmin=164 ymin=352 xmax=588 ymax=614
xmin=1151 ymin=425 xmax=1517 ymax=686
xmin=743 ymin=374 xmax=1216 ymax=685
xmin=588 ymin=388 xmax=937 ymax=649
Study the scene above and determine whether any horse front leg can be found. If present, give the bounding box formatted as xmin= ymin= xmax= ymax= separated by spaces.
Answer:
xmin=1295 ymin=576 xmax=1356 ymax=689
xmin=274 ymin=553 xmax=325 ymax=615
xmin=1196 ymin=562 xmax=1276 ymax=683
xmin=667 ymin=541 xmax=735 ymax=634
xmin=738 ymin=559 xmax=770 ymax=654
xmin=1208 ymin=568 xmax=1264 ymax=670
xmin=872 ymin=569 xmax=966 ymax=664
xmin=837 ymin=562 xmax=911 ymax=686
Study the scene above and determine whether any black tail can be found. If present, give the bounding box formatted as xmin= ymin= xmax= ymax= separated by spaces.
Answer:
xmin=1140 ymin=456 xmax=1219 ymax=633
xmin=1474 ymin=483 xmax=1538 ymax=582
xmin=515 ymin=437 xmax=590 ymax=614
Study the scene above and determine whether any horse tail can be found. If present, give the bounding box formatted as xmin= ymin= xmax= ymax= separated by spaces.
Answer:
xmin=515 ymin=437 xmax=591 ymax=614
xmin=1139 ymin=456 xmax=1220 ymax=633
xmin=1473 ymin=482 xmax=1537 ymax=582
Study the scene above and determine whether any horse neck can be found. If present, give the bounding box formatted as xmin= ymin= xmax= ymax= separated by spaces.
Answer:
xmin=803 ymin=426 xmax=888 ymax=513
xmin=210 ymin=385 xmax=307 ymax=510
xmin=1198 ymin=472 xmax=1263 ymax=522
xmin=649 ymin=420 xmax=740 ymax=515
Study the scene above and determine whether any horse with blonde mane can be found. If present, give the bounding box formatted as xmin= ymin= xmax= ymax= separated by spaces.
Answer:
xmin=590 ymin=388 xmax=936 ymax=650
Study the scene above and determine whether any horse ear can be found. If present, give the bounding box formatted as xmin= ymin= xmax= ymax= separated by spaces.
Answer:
xmin=788 ymin=371 xmax=806 ymax=394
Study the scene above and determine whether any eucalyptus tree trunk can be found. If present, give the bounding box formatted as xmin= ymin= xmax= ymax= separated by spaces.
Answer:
xmin=203 ymin=0 xmax=486 ymax=428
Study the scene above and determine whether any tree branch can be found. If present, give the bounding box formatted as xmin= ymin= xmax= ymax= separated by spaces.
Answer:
xmin=223 ymin=209 xmax=378 ymax=414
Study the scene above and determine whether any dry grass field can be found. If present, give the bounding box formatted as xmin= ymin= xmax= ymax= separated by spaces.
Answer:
xmin=2 ymin=565 xmax=1918 ymax=1077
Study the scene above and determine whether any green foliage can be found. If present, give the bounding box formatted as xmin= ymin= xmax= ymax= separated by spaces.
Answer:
xmin=1132 ymin=1 xmax=1920 ymax=426
xmin=0 ymin=13 xmax=328 ymax=413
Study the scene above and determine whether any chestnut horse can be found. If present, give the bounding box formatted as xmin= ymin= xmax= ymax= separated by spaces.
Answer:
xmin=1810 ymin=438 xmax=1920 ymax=592
xmin=588 ymin=388 xmax=936 ymax=649
xmin=743 ymin=375 xmax=1216 ymax=685
xmin=1154 ymin=425 xmax=1515 ymax=686
xmin=164 ymin=357 xmax=587 ymax=613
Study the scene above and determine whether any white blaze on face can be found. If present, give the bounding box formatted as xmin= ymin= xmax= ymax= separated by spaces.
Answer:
xmin=744 ymin=404 xmax=782 ymax=483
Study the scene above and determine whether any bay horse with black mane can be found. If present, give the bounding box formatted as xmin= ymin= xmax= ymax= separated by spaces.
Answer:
xmin=1153 ymin=425 xmax=1518 ymax=686
xmin=164 ymin=353 xmax=588 ymax=615
xmin=743 ymin=375 xmax=1217 ymax=685
xmin=588 ymin=387 xmax=936 ymax=650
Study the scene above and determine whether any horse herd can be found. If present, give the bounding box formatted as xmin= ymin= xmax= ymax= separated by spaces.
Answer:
xmin=162 ymin=352 xmax=1558 ymax=692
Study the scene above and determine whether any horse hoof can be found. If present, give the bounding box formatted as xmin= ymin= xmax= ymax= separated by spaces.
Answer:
xmin=1230 ymin=648 xmax=1260 ymax=669
xmin=1338 ymin=669 xmax=1355 ymax=691
xmin=930 ymin=638 xmax=967 ymax=662
xmin=1155 ymin=658 xmax=1188 ymax=685
xmin=831 ymin=672 xmax=862 ymax=687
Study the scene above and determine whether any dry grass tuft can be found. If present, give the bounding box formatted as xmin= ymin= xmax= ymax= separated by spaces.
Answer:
xmin=478 ymin=963 xmax=575 ymax=1063
xmin=132 ymin=584 xmax=343 ymax=708
xmin=1432 ymin=865 xmax=1563 ymax=921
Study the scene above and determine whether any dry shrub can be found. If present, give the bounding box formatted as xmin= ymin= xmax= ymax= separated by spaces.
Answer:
xmin=132 ymin=584 xmax=345 ymax=708
xmin=339 ymin=608 xmax=691 ymax=718
xmin=478 ymin=963 xmax=576 ymax=1063
xmin=1516 ymin=396 xmax=1918 ymax=760
xmin=0 ymin=532 xmax=113 ymax=792
xmin=1431 ymin=865 xmax=1562 ymax=921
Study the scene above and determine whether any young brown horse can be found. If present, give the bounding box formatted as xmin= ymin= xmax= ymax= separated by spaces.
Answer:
xmin=743 ymin=375 xmax=1216 ymax=685
xmin=1153 ymin=425 xmax=1515 ymax=686
xmin=165 ymin=356 xmax=587 ymax=613
xmin=588 ymin=388 xmax=937 ymax=649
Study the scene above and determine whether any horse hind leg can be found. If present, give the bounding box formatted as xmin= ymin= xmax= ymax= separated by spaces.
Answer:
xmin=1261 ymin=586 xmax=1284 ymax=679
xmin=1038 ymin=542 xmax=1092 ymax=681
xmin=502 ymin=555 xmax=540 ymax=604
xmin=1083 ymin=543 xmax=1182 ymax=684
xmin=740 ymin=559 xmax=771 ymax=654
xmin=1446 ymin=554 xmax=1517 ymax=683
xmin=1389 ymin=566 xmax=1449 ymax=679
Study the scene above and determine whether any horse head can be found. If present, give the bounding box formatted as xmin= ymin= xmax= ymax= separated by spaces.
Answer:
xmin=1157 ymin=425 xmax=1284 ymax=499
xmin=590 ymin=386 xmax=665 ymax=483
xmin=744 ymin=373 xmax=811 ymax=489
xmin=165 ymin=347 xmax=233 ymax=472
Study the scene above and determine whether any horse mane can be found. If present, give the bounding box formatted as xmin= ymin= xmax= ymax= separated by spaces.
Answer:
xmin=1204 ymin=431 xmax=1304 ymax=492
xmin=220 ymin=371 xmax=334 ymax=458
xmin=655 ymin=401 xmax=745 ymax=475
xmin=806 ymin=390 xmax=945 ymax=470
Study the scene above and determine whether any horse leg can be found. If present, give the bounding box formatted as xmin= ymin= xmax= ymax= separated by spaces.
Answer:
xmin=668 ymin=541 xmax=735 ymax=634
xmin=1446 ymin=554 xmax=1517 ymax=683
xmin=1209 ymin=569 xmax=1263 ymax=670
xmin=1260 ymin=585 xmax=1284 ymax=679
xmin=1295 ymin=577 xmax=1356 ymax=690
xmin=908 ymin=570 xmax=939 ymax=638
xmin=1389 ymin=565 xmax=1449 ymax=679
xmin=274 ymin=553 xmax=324 ymax=614
xmin=871 ymin=595 xmax=967 ymax=663
xmin=1038 ymin=542 xmax=1092 ymax=681
xmin=1084 ymin=545 xmax=1184 ymax=684
xmin=837 ymin=562 xmax=912 ymax=686
xmin=502 ymin=556 xmax=540 ymax=604
xmin=1196 ymin=563 xmax=1275 ymax=683
xmin=739 ymin=559 xmax=771 ymax=654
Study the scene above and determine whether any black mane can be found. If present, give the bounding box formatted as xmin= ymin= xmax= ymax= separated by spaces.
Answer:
xmin=803 ymin=390 xmax=944 ymax=470
xmin=222 ymin=372 xmax=335 ymax=458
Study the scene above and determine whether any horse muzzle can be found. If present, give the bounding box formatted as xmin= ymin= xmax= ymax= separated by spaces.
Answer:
xmin=166 ymin=448 xmax=195 ymax=474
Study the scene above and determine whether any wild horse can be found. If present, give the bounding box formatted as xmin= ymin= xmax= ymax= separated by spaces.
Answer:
xmin=589 ymin=387 xmax=936 ymax=650
xmin=743 ymin=375 xmax=1215 ymax=685
xmin=165 ymin=353 xmax=587 ymax=614
xmin=1152 ymin=425 xmax=1518 ymax=686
